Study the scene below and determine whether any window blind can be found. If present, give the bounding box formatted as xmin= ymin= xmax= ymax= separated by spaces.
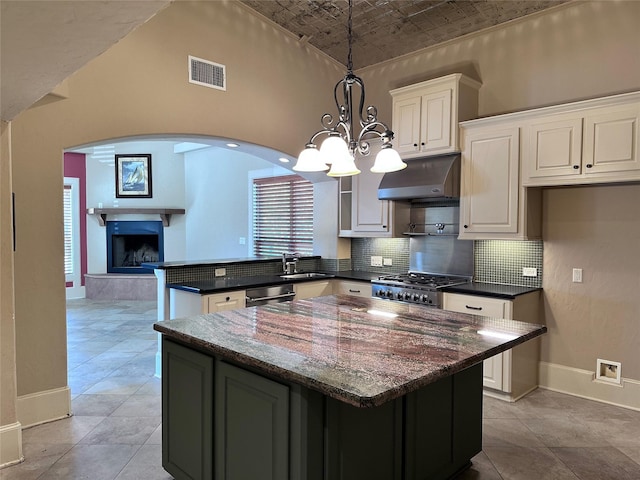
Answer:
xmin=63 ymin=184 xmax=74 ymax=275
xmin=252 ymin=175 xmax=313 ymax=257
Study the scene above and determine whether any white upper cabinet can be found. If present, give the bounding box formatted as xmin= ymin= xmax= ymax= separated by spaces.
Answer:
xmin=458 ymin=125 xmax=540 ymax=240
xmin=390 ymin=74 xmax=481 ymax=158
xmin=522 ymin=92 xmax=640 ymax=186
xmin=339 ymin=152 xmax=410 ymax=238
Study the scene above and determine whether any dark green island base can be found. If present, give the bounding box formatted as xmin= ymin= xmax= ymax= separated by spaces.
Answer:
xmin=155 ymin=295 xmax=546 ymax=480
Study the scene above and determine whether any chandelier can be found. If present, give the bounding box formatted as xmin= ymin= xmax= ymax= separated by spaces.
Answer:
xmin=293 ymin=0 xmax=406 ymax=177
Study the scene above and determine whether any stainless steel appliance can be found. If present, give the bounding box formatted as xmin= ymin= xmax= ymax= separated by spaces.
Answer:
xmin=245 ymin=284 xmax=295 ymax=307
xmin=372 ymin=204 xmax=473 ymax=307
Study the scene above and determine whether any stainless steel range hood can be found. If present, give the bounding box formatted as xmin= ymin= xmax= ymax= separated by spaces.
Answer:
xmin=378 ymin=153 xmax=460 ymax=202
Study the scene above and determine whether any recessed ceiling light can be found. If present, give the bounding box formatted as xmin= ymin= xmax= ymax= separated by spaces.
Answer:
xmin=279 ymin=157 xmax=290 ymax=163
xmin=226 ymin=143 xmax=239 ymax=148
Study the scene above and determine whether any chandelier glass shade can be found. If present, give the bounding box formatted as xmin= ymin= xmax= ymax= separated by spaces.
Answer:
xmin=293 ymin=0 xmax=406 ymax=177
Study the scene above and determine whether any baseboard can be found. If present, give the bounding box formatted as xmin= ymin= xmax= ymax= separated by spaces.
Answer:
xmin=0 ymin=422 xmax=23 ymax=468
xmin=17 ymin=386 xmax=72 ymax=428
xmin=539 ymin=361 xmax=640 ymax=411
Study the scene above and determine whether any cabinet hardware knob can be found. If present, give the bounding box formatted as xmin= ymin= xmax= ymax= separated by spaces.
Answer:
xmin=573 ymin=165 xmax=579 ymax=169
xmin=463 ymin=225 xmax=468 ymax=229
xmin=413 ymin=143 xmax=418 ymax=147
xmin=225 ymin=296 xmax=230 ymax=302
xmin=421 ymin=142 xmax=425 ymax=146
xmin=586 ymin=164 xmax=593 ymax=168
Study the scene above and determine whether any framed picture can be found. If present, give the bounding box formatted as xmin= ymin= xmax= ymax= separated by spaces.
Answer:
xmin=115 ymin=154 xmax=152 ymax=198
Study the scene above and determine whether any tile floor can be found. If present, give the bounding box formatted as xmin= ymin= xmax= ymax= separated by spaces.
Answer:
xmin=1 ymin=298 xmax=639 ymax=480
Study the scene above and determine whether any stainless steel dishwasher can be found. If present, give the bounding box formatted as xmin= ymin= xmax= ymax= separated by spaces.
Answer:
xmin=245 ymin=284 xmax=295 ymax=307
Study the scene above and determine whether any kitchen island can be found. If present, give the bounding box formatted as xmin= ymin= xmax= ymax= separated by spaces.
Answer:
xmin=154 ymin=294 xmax=546 ymax=480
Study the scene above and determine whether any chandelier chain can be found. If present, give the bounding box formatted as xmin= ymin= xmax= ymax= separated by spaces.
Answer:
xmin=347 ymin=0 xmax=353 ymax=74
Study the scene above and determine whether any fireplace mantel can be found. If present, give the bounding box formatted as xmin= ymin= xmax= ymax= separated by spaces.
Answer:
xmin=87 ymin=208 xmax=185 ymax=227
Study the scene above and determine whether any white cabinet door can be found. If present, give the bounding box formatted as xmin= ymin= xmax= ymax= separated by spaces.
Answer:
xmin=204 ymin=291 xmax=246 ymax=313
xmin=459 ymin=126 xmax=520 ymax=237
xmin=352 ymin=155 xmax=391 ymax=234
xmin=525 ymin=116 xmax=584 ymax=180
xmin=420 ymin=88 xmax=452 ymax=154
xmin=294 ymin=280 xmax=332 ymax=300
xmin=583 ymin=104 xmax=640 ymax=175
xmin=393 ymin=96 xmax=422 ymax=156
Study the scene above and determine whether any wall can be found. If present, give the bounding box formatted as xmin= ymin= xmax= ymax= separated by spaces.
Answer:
xmin=359 ymin=1 xmax=640 ymax=126
xmin=542 ymin=184 xmax=640 ymax=381
xmin=9 ymin=0 xmax=342 ymax=412
xmin=1 ymin=121 xmax=21 ymax=466
xmin=184 ymin=147 xmax=287 ymax=259
xmin=85 ymin=140 xmax=187 ymax=271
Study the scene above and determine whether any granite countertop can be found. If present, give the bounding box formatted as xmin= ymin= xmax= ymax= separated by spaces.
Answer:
xmin=154 ymin=295 xmax=546 ymax=408
xmin=442 ymin=282 xmax=541 ymax=299
xmin=167 ymin=270 xmax=380 ymax=294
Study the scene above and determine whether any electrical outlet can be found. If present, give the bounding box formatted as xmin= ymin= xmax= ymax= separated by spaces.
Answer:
xmin=214 ymin=268 xmax=226 ymax=277
xmin=371 ymin=256 xmax=383 ymax=267
xmin=239 ymin=237 xmax=246 ymax=245
xmin=572 ymin=268 xmax=583 ymax=283
xmin=383 ymin=258 xmax=393 ymax=266
xmin=522 ymin=267 xmax=537 ymax=277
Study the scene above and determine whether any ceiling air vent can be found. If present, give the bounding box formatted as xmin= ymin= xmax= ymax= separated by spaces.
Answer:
xmin=188 ymin=55 xmax=226 ymax=91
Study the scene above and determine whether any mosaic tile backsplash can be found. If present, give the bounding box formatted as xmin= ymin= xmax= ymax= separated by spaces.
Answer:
xmin=351 ymin=238 xmax=543 ymax=288
xmin=163 ymin=239 xmax=543 ymax=289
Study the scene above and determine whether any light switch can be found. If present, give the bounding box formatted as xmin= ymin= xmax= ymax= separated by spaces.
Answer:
xmin=572 ymin=268 xmax=582 ymax=283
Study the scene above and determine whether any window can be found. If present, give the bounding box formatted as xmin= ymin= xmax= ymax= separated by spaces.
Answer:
xmin=252 ymin=174 xmax=313 ymax=257
xmin=63 ymin=184 xmax=74 ymax=276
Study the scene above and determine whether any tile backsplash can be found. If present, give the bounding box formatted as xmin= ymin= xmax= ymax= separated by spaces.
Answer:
xmin=351 ymin=238 xmax=543 ymax=287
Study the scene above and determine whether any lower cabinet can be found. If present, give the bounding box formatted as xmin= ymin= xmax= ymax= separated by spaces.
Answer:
xmin=162 ymin=339 xmax=214 ymax=480
xmin=442 ymin=291 xmax=542 ymax=401
xmin=162 ymin=337 xmax=482 ymax=480
xmin=214 ymin=361 xmax=289 ymax=480
xmin=204 ymin=291 xmax=246 ymax=313
xmin=170 ymin=288 xmax=246 ymax=318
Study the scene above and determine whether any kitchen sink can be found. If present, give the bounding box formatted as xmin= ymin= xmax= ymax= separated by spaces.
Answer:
xmin=279 ymin=272 xmax=331 ymax=279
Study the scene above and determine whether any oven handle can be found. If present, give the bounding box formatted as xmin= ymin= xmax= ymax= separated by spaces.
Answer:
xmin=246 ymin=292 xmax=296 ymax=303
xmin=465 ymin=305 xmax=483 ymax=311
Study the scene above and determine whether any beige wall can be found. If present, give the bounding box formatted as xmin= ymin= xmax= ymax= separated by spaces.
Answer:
xmin=1 ymin=121 xmax=17 ymax=426
xmin=9 ymin=0 xmax=342 ymax=398
xmin=542 ymin=184 xmax=640 ymax=380
xmin=359 ymin=0 xmax=640 ymax=124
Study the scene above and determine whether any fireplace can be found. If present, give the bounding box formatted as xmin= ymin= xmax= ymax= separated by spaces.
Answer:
xmin=106 ymin=221 xmax=164 ymax=274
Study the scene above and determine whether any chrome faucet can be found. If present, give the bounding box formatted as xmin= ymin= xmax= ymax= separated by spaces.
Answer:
xmin=282 ymin=253 xmax=298 ymax=274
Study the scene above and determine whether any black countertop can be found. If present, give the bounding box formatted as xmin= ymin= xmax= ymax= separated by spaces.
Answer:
xmin=167 ymin=270 xmax=381 ymax=294
xmin=442 ymin=282 xmax=541 ymax=299
xmin=167 ymin=268 xmax=540 ymax=299
xmin=143 ymin=256 xmax=321 ymax=270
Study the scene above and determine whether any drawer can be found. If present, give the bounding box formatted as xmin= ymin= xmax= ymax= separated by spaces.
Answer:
xmin=333 ymin=280 xmax=371 ymax=298
xmin=442 ymin=293 xmax=513 ymax=319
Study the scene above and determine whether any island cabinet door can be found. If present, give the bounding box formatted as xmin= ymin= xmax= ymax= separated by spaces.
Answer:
xmin=162 ymin=338 xmax=214 ymax=480
xmin=324 ymin=398 xmax=403 ymax=480
xmin=404 ymin=363 xmax=483 ymax=480
xmin=214 ymin=361 xmax=290 ymax=480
